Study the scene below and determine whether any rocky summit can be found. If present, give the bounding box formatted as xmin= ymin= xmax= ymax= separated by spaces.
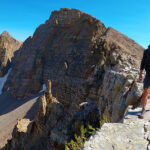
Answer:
xmin=1 ymin=8 xmax=145 ymax=150
xmin=0 ymin=31 xmax=22 ymax=77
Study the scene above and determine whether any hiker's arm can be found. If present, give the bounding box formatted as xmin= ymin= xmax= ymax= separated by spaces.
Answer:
xmin=139 ymin=51 xmax=146 ymax=80
xmin=139 ymin=70 xmax=143 ymax=80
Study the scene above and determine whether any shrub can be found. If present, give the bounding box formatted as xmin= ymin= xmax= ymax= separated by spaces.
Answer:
xmin=65 ymin=114 xmax=109 ymax=150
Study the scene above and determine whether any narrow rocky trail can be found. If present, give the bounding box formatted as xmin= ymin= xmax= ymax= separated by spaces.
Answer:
xmin=0 ymin=93 xmax=41 ymax=148
xmin=82 ymin=99 xmax=150 ymax=150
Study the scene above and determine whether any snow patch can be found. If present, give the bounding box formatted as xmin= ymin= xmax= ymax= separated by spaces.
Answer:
xmin=40 ymin=84 xmax=46 ymax=93
xmin=0 ymin=68 xmax=12 ymax=95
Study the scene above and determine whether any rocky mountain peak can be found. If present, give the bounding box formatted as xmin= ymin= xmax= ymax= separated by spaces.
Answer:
xmin=47 ymin=8 xmax=105 ymax=29
xmin=3 ymin=8 xmax=107 ymax=98
xmin=0 ymin=31 xmax=22 ymax=77
xmin=1 ymin=31 xmax=10 ymax=37
xmin=1 ymin=8 xmax=145 ymax=150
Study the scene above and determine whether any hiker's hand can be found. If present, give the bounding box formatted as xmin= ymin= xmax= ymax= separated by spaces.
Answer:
xmin=139 ymin=73 xmax=143 ymax=81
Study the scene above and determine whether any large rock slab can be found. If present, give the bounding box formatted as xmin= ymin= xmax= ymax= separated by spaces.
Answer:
xmin=82 ymin=97 xmax=150 ymax=150
xmin=82 ymin=121 xmax=148 ymax=150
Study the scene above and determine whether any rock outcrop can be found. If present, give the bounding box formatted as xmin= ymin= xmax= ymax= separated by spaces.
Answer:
xmin=0 ymin=31 xmax=22 ymax=77
xmin=0 ymin=92 xmax=40 ymax=148
xmin=2 ymin=8 xmax=144 ymax=150
xmin=82 ymin=91 xmax=150 ymax=150
xmin=4 ymin=81 xmax=100 ymax=150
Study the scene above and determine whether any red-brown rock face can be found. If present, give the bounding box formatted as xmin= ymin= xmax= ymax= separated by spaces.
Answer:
xmin=3 ymin=8 xmax=106 ymax=98
xmin=3 ymin=9 xmax=143 ymax=100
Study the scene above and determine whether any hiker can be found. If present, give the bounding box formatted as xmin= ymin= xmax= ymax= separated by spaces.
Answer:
xmin=139 ymin=45 xmax=150 ymax=119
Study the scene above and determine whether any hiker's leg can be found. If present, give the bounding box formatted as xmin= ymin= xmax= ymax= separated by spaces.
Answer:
xmin=142 ymin=88 xmax=150 ymax=109
xmin=139 ymin=88 xmax=149 ymax=118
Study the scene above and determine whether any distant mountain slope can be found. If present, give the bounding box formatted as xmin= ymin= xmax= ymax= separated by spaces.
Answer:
xmin=0 ymin=31 xmax=22 ymax=77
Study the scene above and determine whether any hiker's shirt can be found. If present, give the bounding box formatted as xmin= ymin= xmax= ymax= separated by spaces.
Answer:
xmin=140 ymin=48 xmax=150 ymax=77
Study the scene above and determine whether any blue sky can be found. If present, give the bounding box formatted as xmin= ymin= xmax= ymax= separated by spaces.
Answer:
xmin=0 ymin=0 xmax=150 ymax=48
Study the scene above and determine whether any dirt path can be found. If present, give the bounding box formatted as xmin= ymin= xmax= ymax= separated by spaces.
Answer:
xmin=0 ymin=92 xmax=41 ymax=148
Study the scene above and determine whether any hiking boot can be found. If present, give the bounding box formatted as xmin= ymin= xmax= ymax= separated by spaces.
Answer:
xmin=139 ymin=108 xmax=146 ymax=119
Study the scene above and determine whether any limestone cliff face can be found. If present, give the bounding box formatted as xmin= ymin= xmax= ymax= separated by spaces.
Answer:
xmin=2 ymin=8 xmax=144 ymax=150
xmin=0 ymin=31 xmax=22 ymax=77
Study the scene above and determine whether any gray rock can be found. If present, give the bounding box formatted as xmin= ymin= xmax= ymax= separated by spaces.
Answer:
xmin=82 ymin=100 xmax=150 ymax=150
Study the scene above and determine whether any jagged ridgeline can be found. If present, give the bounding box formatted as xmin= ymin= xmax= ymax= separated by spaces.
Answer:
xmin=2 ymin=8 xmax=144 ymax=150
